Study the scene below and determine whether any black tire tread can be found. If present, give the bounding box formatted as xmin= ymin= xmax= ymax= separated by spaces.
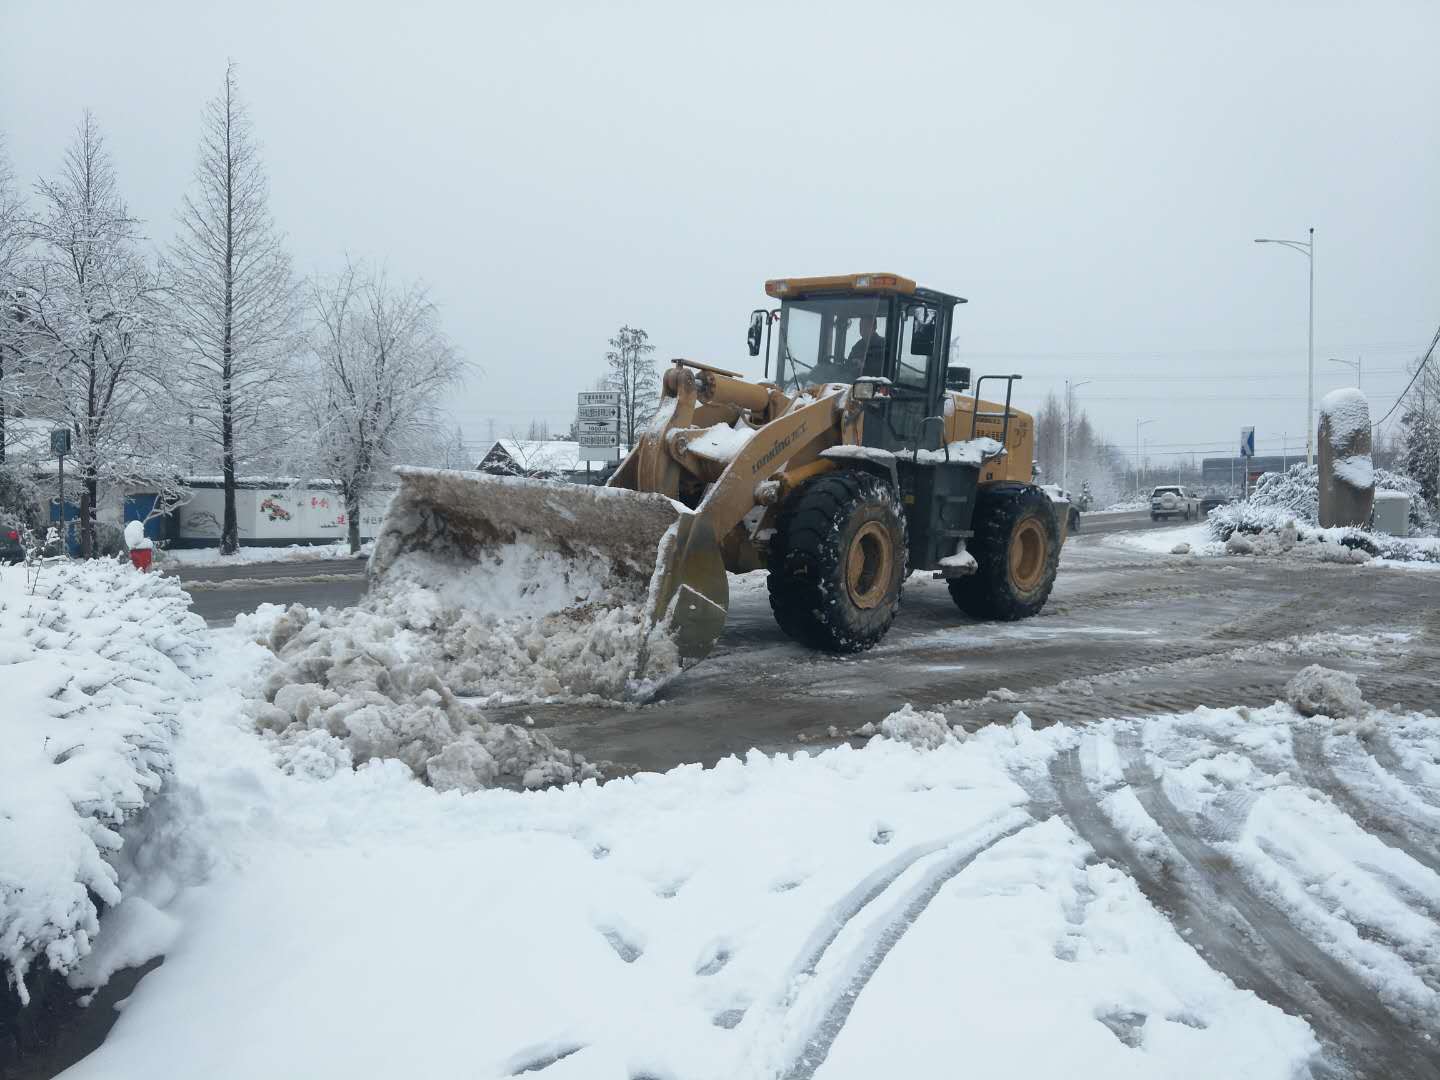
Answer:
xmin=767 ymin=471 xmax=907 ymax=652
xmin=948 ymin=485 xmax=1060 ymax=621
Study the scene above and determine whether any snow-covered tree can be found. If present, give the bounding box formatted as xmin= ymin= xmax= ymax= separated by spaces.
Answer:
xmin=15 ymin=113 xmax=185 ymax=556
xmin=166 ymin=62 xmax=299 ymax=555
xmin=1394 ymin=348 xmax=1438 ymax=514
xmin=0 ymin=134 xmax=25 ymax=465
xmin=605 ymin=325 xmax=657 ymax=448
xmin=304 ymin=260 xmax=462 ymax=552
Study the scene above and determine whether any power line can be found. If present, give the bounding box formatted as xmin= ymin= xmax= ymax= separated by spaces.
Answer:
xmin=1375 ymin=323 xmax=1440 ymax=426
xmin=1022 ymin=368 xmax=1409 ymax=383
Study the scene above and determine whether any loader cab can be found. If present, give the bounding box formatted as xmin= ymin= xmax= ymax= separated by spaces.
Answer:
xmin=765 ymin=273 xmax=967 ymax=454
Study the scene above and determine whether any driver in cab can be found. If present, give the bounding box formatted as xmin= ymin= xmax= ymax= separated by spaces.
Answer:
xmin=809 ymin=315 xmax=887 ymax=385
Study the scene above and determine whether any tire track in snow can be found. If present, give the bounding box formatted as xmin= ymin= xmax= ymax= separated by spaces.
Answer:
xmin=1107 ymin=733 xmax=1436 ymax=1080
xmin=1364 ymin=735 xmax=1440 ymax=812
xmin=778 ymin=812 xmax=1035 ymax=1080
xmin=1291 ymin=729 xmax=1440 ymax=877
xmin=1045 ymin=748 xmax=1335 ymax=1072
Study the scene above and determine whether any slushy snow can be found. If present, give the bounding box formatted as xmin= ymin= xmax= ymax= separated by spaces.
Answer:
xmin=243 ymin=538 xmax=666 ymax=791
xmin=1284 ymin=664 xmax=1366 ymax=720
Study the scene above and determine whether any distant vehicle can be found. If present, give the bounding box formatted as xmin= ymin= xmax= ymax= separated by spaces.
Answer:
xmin=1150 ymin=486 xmax=1200 ymax=521
xmin=1199 ymin=494 xmax=1230 ymax=516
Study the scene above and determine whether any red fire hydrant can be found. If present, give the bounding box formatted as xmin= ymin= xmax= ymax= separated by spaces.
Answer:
xmin=124 ymin=520 xmax=154 ymax=572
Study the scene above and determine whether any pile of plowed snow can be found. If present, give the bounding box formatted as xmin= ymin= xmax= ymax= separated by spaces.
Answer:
xmin=1 ymin=561 xmax=206 ymax=1002
xmin=238 ymin=541 xmax=685 ymax=792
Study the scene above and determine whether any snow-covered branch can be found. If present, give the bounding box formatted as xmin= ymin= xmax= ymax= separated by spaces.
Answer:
xmin=302 ymin=259 xmax=463 ymax=550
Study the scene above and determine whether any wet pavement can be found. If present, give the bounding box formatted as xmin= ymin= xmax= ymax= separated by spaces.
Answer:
xmin=487 ymin=535 xmax=1440 ymax=775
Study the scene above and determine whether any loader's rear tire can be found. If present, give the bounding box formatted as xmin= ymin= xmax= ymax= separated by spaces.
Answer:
xmin=948 ymin=486 xmax=1059 ymax=621
xmin=768 ymin=471 xmax=907 ymax=652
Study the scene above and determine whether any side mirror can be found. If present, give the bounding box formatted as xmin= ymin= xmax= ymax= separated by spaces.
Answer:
xmin=910 ymin=321 xmax=935 ymax=355
xmin=747 ymin=310 xmax=765 ymax=357
xmin=908 ymin=305 xmax=936 ymax=356
xmin=945 ymin=365 xmax=970 ymax=391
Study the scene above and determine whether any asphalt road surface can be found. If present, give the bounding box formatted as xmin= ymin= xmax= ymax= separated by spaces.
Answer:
xmin=173 ymin=510 xmax=1180 ymax=625
xmin=170 ymin=558 xmax=368 ymax=625
xmin=170 ymin=517 xmax=1437 ymax=779
xmin=494 ymin=534 xmax=1439 ymax=775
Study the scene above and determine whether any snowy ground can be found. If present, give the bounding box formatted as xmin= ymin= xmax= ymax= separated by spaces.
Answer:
xmin=51 ymin=630 xmax=1440 ymax=1078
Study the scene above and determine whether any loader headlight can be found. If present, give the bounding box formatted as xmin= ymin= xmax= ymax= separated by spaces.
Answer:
xmin=852 ymin=377 xmax=892 ymax=401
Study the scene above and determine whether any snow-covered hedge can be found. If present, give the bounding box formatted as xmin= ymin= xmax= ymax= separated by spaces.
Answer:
xmin=1207 ymin=463 xmax=1437 ymax=562
xmin=0 ymin=562 xmax=206 ymax=1003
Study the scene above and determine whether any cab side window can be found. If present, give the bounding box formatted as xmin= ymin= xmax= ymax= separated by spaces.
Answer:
xmin=893 ymin=303 xmax=938 ymax=392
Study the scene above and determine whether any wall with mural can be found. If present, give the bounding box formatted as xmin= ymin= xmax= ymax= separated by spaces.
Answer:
xmin=173 ymin=485 xmax=395 ymax=545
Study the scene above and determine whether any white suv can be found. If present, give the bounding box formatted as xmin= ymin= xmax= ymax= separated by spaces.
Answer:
xmin=1150 ymin=486 xmax=1200 ymax=521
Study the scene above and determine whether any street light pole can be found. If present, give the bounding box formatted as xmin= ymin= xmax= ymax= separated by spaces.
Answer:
xmin=1254 ymin=227 xmax=1315 ymax=466
xmin=1327 ymin=356 xmax=1361 ymax=388
xmin=1136 ymin=417 xmax=1155 ymax=493
xmin=1063 ymin=378 xmax=1092 ymax=492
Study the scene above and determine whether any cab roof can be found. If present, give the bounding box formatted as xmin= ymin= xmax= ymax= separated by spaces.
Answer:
xmin=764 ymin=272 xmax=966 ymax=307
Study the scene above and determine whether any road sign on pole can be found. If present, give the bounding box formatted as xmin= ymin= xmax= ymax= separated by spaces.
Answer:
xmin=1240 ymin=427 xmax=1255 ymax=458
xmin=576 ymin=392 xmax=621 ymax=462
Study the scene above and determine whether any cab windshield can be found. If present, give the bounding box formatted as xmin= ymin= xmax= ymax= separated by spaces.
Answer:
xmin=775 ymin=297 xmax=889 ymax=393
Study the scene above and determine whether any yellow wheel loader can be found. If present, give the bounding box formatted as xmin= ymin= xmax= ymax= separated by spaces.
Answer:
xmin=372 ymin=273 xmax=1061 ymax=685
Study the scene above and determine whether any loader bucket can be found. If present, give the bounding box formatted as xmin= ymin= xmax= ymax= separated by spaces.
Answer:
xmin=369 ymin=467 xmax=729 ymax=691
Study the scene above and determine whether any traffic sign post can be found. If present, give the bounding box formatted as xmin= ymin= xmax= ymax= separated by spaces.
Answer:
xmin=1239 ymin=427 xmax=1255 ymax=499
xmin=575 ymin=391 xmax=621 ymax=465
xmin=51 ymin=429 xmax=71 ymax=552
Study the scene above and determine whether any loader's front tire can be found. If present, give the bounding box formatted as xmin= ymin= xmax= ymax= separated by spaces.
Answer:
xmin=768 ymin=471 xmax=907 ymax=652
xmin=948 ymin=486 xmax=1059 ymax=621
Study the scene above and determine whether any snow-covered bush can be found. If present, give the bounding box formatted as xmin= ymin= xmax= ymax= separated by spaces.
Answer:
xmin=0 ymin=464 xmax=44 ymax=533
xmin=1207 ymin=463 xmax=1436 ymax=562
xmin=0 ymin=561 xmax=206 ymax=1002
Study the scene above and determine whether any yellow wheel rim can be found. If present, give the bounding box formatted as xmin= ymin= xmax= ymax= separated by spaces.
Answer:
xmin=846 ymin=520 xmax=894 ymax=610
xmin=1010 ymin=517 xmax=1048 ymax=592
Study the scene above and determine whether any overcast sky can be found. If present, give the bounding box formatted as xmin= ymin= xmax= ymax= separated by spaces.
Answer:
xmin=3 ymin=0 xmax=1437 ymax=470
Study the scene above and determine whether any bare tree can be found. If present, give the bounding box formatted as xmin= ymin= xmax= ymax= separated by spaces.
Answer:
xmin=605 ymin=325 xmax=657 ymax=448
xmin=167 ymin=62 xmax=298 ymax=555
xmin=16 ymin=113 xmax=183 ymax=556
xmin=442 ymin=424 xmax=470 ymax=469
xmin=305 ymin=260 xmax=462 ymax=552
